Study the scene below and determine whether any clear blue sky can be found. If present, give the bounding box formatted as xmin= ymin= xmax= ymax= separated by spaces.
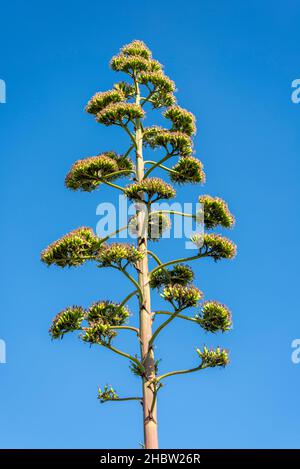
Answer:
xmin=1 ymin=0 xmax=300 ymax=449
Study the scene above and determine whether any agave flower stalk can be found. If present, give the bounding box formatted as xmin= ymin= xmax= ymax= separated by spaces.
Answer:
xmin=41 ymin=40 xmax=236 ymax=449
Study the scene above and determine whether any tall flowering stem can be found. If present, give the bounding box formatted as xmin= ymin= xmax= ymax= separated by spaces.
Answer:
xmin=41 ymin=40 xmax=236 ymax=449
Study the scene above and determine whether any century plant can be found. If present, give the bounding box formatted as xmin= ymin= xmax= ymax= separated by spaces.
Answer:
xmin=41 ymin=40 xmax=236 ymax=449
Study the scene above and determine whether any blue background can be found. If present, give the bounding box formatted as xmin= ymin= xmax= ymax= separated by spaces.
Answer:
xmin=1 ymin=0 xmax=299 ymax=449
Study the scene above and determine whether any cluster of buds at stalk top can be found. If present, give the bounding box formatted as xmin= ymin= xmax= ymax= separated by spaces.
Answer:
xmin=98 ymin=385 xmax=119 ymax=403
xmin=190 ymin=233 xmax=237 ymax=261
xmin=195 ymin=301 xmax=232 ymax=333
xmin=49 ymin=301 xmax=130 ymax=343
xmin=65 ymin=152 xmax=134 ymax=192
xmin=110 ymin=40 xmax=162 ymax=75
xmin=128 ymin=213 xmax=171 ymax=241
xmin=41 ymin=227 xmax=103 ymax=267
xmin=96 ymin=242 xmax=144 ymax=268
xmin=161 ymin=284 xmax=203 ymax=310
xmin=143 ymin=126 xmax=193 ymax=156
xmin=197 ymin=346 xmax=229 ymax=368
xmin=124 ymin=177 xmax=176 ymax=202
xmin=164 ymin=105 xmax=196 ymax=136
xmin=150 ymin=264 xmax=194 ymax=289
xmin=198 ymin=195 xmax=235 ymax=229
xmin=170 ymin=156 xmax=205 ymax=184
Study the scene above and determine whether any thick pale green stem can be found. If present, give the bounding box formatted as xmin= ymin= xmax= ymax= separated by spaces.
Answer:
xmin=134 ymin=79 xmax=159 ymax=449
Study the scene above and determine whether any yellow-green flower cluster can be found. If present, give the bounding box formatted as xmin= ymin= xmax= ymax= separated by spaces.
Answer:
xmin=138 ymin=71 xmax=176 ymax=108
xmin=150 ymin=264 xmax=194 ymax=289
xmin=199 ymin=195 xmax=235 ymax=229
xmin=190 ymin=233 xmax=237 ymax=261
xmin=113 ymin=81 xmax=135 ymax=98
xmin=98 ymin=385 xmax=119 ymax=403
xmin=41 ymin=227 xmax=102 ymax=267
xmin=83 ymin=301 xmax=129 ymax=345
xmin=125 ymin=177 xmax=176 ymax=202
xmin=196 ymin=301 xmax=232 ymax=332
xmin=170 ymin=157 xmax=205 ymax=184
xmin=86 ymin=89 xmax=125 ymax=115
xmin=110 ymin=40 xmax=162 ymax=75
xmin=96 ymin=102 xmax=144 ymax=126
xmin=49 ymin=300 xmax=130 ymax=343
xmin=65 ymin=152 xmax=134 ymax=192
xmin=120 ymin=40 xmax=152 ymax=59
xmin=197 ymin=346 xmax=229 ymax=367
xmin=164 ymin=106 xmax=196 ymax=136
xmin=128 ymin=213 xmax=171 ymax=241
xmin=87 ymin=301 xmax=129 ymax=327
xmin=97 ymin=243 xmax=144 ymax=268
xmin=143 ymin=126 xmax=193 ymax=156
xmin=82 ymin=322 xmax=116 ymax=345
xmin=49 ymin=306 xmax=85 ymax=339
xmin=161 ymin=284 xmax=203 ymax=309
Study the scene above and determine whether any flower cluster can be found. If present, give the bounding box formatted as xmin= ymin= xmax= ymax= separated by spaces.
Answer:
xmin=164 ymin=106 xmax=196 ymax=136
xmin=196 ymin=301 xmax=232 ymax=332
xmin=190 ymin=233 xmax=237 ymax=261
xmin=97 ymin=243 xmax=144 ymax=268
xmin=41 ymin=227 xmax=102 ymax=267
xmin=49 ymin=300 xmax=130 ymax=344
xmin=82 ymin=322 xmax=116 ymax=345
xmin=113 ymin=81 xmax=135 ymax=99
xmin=82 ymin=301 xmax=130 ymax=345
xmin=65 ymin=152 xmax=134 ymax=192
xmin=161 ymin=284 xmax=203 ymax=309
xmin=111 ymin=54 xmax=161 ymax=75
xmin=125 ymin=178 xmax=176 ymax=202
xmin=96 ymin=102 xmax=144 ymax=126
xmin=138 ymin=71 xmax=176 ymax=108
xmin=49 ymin=306 xmax=85 ymax=339
xmin=198 ymin=195 xmax=235 ymax=229
xmin=120 ymin=40 xmax=152 ymax=59
xmin=128 ymin=213 xmax=171 ymax=241
xmin=85 ymin=89 xmax=125 ymax=115
xmin=197 ymin=346 xmax=229 ymax=367
xmin=98 ymin=385 xmax=119 ymax=403
xmin=170 ymin=157 xmax=205 ymax=184
xmin=143 ymin=126 xmax=193 ymax=156
xmin=87 ymin=301 xmax=129 ymax=327
xmin=150 ymin=264 xmax=194 ymax=289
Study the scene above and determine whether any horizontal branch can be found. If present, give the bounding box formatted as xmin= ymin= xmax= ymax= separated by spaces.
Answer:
xmin=150 ymin=210 xmax=195 ymax=219
xmin=102 ymin=396 xmax=142 ymax=404
xmin=156 ymin=363 xmax=206 ymax=383
xmin=109 ymin=325 xmax=140 ymax=336
xmin=154 ymin=310 xmax=199 ymax=324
